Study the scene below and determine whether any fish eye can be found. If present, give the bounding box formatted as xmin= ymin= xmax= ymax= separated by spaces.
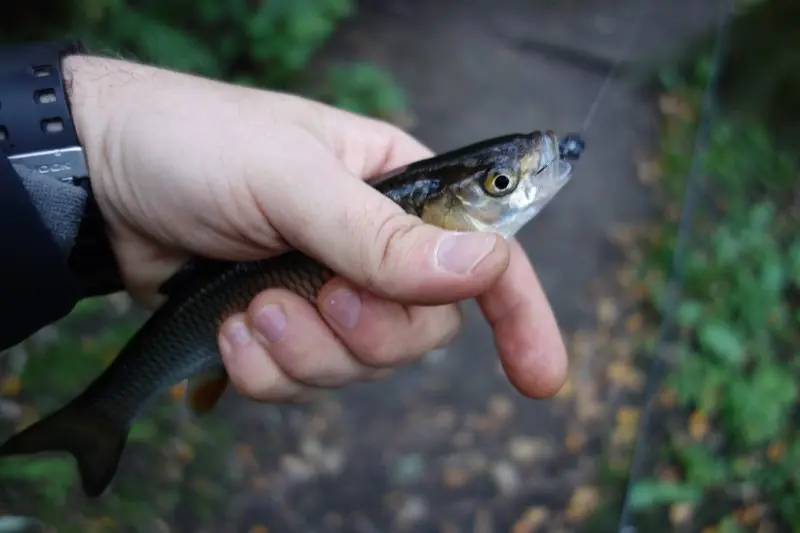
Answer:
xmin=482 ymin=170 xmax=518 ymax=197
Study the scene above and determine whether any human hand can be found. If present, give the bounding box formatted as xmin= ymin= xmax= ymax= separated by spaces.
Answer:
xmin=64 ymin=55 xmax=568 ymax=402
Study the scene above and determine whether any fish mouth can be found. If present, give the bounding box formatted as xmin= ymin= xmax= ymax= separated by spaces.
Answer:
xmin=493 ymin=150 xmax=574 ymax=239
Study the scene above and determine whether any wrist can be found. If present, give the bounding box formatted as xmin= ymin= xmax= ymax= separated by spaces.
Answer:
xmin=0 ymin=43 xmax=124 ymax=298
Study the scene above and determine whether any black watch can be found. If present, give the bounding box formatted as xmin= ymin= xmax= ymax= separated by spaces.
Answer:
xmin=0 ymin=40 xmax=123 ymax=297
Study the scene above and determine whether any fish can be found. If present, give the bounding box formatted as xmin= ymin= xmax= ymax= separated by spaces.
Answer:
xmin=0 ymin=129 xmax=577 ymax=498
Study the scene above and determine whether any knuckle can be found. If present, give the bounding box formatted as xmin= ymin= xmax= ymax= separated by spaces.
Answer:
xmin=362 ymin=211 xmax=423 ymax=291
xmin=356 ymin=337 xmax=406 ymax=368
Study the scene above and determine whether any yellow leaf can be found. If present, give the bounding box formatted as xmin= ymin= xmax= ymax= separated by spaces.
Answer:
xmin=565 ymin=486 xmax=599 ymax=521
xmin=625 ymin=313 xmax=644 ymax=333
xmin=669 ymin=502 xmax=693 ymax=525
xmin=442 ymin=465 xmax=470 ymax=489
xmin=487 ymin=394 xmax=514 ymax=420
xmin=0 ymin=375 xmax=21 ymax=397
xmin=512 ymin=506 xmax=548 ymax=533
xmin=617 ymin=407 xmax=641 ymax=427
xmin=576 ymin=383 xmax=605 ymax=422
xmin=606 ymin=361 xmax=645 ymax=391
xmin=688 ymin=410 xmax=708 ymax=440
xmin=564 ymin=427 xmax=586 ymax=453
xmin=637 ymin=159 xmax=662 ymax=185
xmin=507 ymin=437 xmax=552 ymax=463
xmin=767 ymin=441 xmax=786 ymax=463
xmin=659 ymin=387 xmax=678 ymax=407
xmin=596 ymin=298 xmax=619 ymax=326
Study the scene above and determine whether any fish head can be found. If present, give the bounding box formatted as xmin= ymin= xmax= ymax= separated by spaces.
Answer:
xmin=418 ymin=130 xmax=574 ymax=238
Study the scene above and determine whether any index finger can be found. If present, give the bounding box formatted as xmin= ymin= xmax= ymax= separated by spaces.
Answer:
xmin=476 ymin=238 xmax=568 ymax=398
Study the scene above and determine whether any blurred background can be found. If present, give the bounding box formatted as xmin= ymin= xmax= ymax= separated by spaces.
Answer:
xmin=0 ymin=0 xmax=798 ymax=531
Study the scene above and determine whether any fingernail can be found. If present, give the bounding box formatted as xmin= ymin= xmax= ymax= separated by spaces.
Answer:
xmin=225 ymin=318 xmax=252 ymax=347
xmin=435 ymin=232 xmax=497 ymax=274
xmin=253 ymin=304 xmax=287 ymax=343
xmin=322 ymin=288 xmax=362 ymax=329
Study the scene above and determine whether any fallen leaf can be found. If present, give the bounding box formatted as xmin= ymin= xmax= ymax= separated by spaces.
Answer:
xmin=606 ymin=360 xmax=645 ymax=391
xmin=175 ymin=440 xmax=195 ymax=462
xmin=0 ymin=375 xmax=21 ymax=397
xmin=250 ymin=475 xmax=269 ymax=491
xmin=442 ymin=465 xmax=470 ymax=489
xmin=491 ymin=460 xmax=521 ymax=496
xmin=508 ymin=437 xmax=552 ymax=463
xmin=596 ymin=298 xmax=619 ymax=326
xmin=512 ymin=507 xmax=548 ymax=533
xmin=395 ymin=495 xmax=427 ymax=530
xmin=625 ymin=313 xmax=644 ymax=333
xmin=669 ymin=502 xmax=694 ymax=525
xmin=565 ymin=486 xmax=599 ymax=521
xmin=576 ymin=383 xmax=605 ymax=422
xmin=659 ymin=387 xmax=678 ymax=407
xmin=564 ymin=427 xmax=586 ymax=453
xmin=249 ymin=526 xmax=269 ymax=533
xmin=658 ymin=93 xmax=693 ymax=120
xmin=767 ymin=441 xmax=786 ymax=463
xmin=688 ymin=410 xmax=708 ymax=440
xmin=637 ymin=159 xmax=662 ymax=185
xmin=280 ymin=454 xmax=315 ymax=482
xmin=738 ymin=504 xmax=765 ymax=526
xmin=608 ymin=225 xmax=639 ymax=248
xmin=612 ymin=407 xmax=641 ymax=446
xmin=487 ymin=394 xmax=514 ymax=420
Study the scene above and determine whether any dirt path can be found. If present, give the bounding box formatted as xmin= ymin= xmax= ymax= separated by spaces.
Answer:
xmin=208 ymin=1 xmax=721 ymax=531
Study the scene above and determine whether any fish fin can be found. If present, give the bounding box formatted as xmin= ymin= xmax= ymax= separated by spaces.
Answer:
xmin=187 ymin=370 xmax=229 ymax=414
xmin=158 ymin=258 xmax=237 ymax=299
xmin=0 ymin=402 xmax=128 ymax=498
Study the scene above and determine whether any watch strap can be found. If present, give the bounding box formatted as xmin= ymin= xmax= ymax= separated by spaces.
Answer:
xmin=0 ymin=41 xmax=123 ymax=298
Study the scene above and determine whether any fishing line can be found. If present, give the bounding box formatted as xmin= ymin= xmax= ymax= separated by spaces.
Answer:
xmin=558 ymin=0 xmax=656 ymax=162
xmin=615 ymin=2 xmax=733 ymax=532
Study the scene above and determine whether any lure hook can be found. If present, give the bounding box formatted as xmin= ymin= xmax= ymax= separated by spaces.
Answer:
xmin=559 ymin=133 xmax=585 ymax=161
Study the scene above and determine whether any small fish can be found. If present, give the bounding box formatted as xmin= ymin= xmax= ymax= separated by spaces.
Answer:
xmin=0 ymin=130 xmax=577 ymax=498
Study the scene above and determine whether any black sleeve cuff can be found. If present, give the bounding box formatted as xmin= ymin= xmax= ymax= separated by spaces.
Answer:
xmin=0 ymin=155 xmax=81 ymax=350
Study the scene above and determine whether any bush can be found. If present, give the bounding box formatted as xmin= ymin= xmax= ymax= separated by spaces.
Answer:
xmin=623 ymin=53 xmax=800 ymax=531
xmin=1 ymin=0 xmax=406 ymax=120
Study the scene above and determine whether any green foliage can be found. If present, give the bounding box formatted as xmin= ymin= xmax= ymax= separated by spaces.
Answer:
xmin=1 ymin=0 xmax=406 ymax=119
xmin=623 ymin=46 xmax=800 ymax=530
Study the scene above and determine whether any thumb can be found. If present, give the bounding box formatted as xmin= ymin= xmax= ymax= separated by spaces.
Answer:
xmin=265 ymin=153 xmax=511 ymax=306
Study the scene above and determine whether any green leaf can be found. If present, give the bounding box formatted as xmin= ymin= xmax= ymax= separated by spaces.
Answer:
xmin=698 ymin=321 xmax=745 ymax=366
xmin=677 ymin=299 xmax=704 ymax=326
xmin=628 ymin=479 xmax=703 ymax=510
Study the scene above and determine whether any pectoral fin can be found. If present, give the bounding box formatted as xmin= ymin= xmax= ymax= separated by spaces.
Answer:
xmin=187 ymin=370 xmax=229 ymax=414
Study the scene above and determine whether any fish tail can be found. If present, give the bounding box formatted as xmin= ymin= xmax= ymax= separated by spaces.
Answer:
xmin=0 ymin=402 xmax=128 ymax=498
